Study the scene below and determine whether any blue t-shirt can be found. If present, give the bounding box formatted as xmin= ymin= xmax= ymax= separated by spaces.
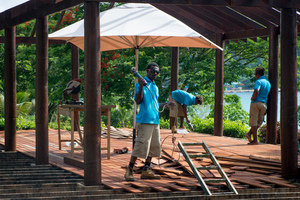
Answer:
xmin=135 ymin=76 xmax=159 ymax=124
xmin=252 ymin=76 xmax=271 ymax=103
xmin=171 ymin=90 xmax=196 ymax=106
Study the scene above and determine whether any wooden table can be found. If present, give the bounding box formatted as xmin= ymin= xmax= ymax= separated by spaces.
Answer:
xmin=57 ymin=104 xmax=116 ymax=159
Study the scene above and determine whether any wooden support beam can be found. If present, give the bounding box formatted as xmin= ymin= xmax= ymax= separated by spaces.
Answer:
xmin=0 ymin=0 xmax=83 ymax=30
xmin=64 ymin=156 xmax=84 ymax=169
xmin=224 ymin=28 xmax=272 ymax=40
xmin=2 ymin=0 xmax=300 ymax=31
xmin=171 ymin=47 xmax=179 ymax=92
xmin=4 ymin=26 xmax=17 ymax=152
xmin=83 ymin=1 xmax=101 ymax=186
xmin=280 ymin=8 xmax=298 ymax=179
xmin=170 ymin=47 xmax=179 ymax=130
xmin=53 ymin=10 xmax=66 ymax=32
xmin=266 ymin=25 xmax=279 ymax=144
xmin=85 ymin=0 xmax=300 ymax=8
xmin=0 ymin=36 xmax=67 ymax=44
xmin=71 ymin=44 xmax=80 ymax=131
xmin=214 ymin=33 xmax=224 ymax=136
xmin=35 ymin=16 xmax=49 ymax=165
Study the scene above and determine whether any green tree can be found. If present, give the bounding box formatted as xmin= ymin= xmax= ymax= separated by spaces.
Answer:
xmin=0 ymin=92 xmax=34 ymax=118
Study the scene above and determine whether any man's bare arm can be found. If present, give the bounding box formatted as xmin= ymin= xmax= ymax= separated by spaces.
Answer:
xmin=135 ymin=78 xmax=146 ymax=105
xmin=251 ymin=89 xmax=259 ymax=101
xmin=182 ymin=104 xmax=189 ymax=122
xmin=159 ymin=102 xmax=175 ymax=108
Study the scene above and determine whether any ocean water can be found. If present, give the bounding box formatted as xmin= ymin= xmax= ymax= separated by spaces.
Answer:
xmin=232 ymin=91 xmax=300 ymax=121
xmin=193 ymin=91 xmax=300 ymax=122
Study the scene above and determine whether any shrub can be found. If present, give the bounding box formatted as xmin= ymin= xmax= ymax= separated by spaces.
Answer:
xmin=258 ymin=121 xmax=300 ymax=144
xmin=159 ymin=118 xmax=170 ymax=129
xmin=191 ymin=117 xmax=214 ymax=134
xmin=159 ymin=116 xmax=249 ymax=139
xmin=0 ymin=118 xmax=4 ymax=130
xmin=49 ymin=114 xmax=71 ymax=131
xmin=16 ymin=117 xmax=35 ymax=130
xmin=223 ymin=119 xmax=249 ymax=138
xmin=298 ymin=105 xmax=300 ymax=127
xmin=191 ymin=117 xmax=249 ymax=138
xmin=257 ymin=122 xmax=280 ymax=144
xmin=49 ymin=112 xmax=107 ymax=131
xmin=110 ymin=106 xmax=133 ymax=128
xmin=0 ymin=116 xmax=36 ymax=131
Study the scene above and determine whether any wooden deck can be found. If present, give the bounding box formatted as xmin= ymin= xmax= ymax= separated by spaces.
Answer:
xmin=0 ymin=128 xmax=299 ymax=194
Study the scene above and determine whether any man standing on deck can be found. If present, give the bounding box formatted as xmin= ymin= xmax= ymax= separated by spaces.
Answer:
xmin=245 ymin=67 xmax=271 ymax=145
xmin=124 ymin=62 xmax=174 ymax=181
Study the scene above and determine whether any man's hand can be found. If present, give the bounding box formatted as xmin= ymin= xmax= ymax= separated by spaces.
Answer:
xmin=138 ymin=77 xmax=147 ymax=87
xmin=167 ymin=101 xmax=175 ymax=109
xmin=251 ymin=89 xmax=259 ymax=101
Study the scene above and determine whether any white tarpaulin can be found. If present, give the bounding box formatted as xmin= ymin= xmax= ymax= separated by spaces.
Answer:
xmin=0 ymin=0 xmax=29 ymax=13
xmin=49 ymin=3 xmax=222 ymax=51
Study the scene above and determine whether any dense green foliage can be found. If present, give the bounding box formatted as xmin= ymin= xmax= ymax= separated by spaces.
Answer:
xmin=0 ymin=92 xmax=35 ymax=130
xmin=159 ymin=118 xmax=170 ymax=129
xmin=0 ymin=116 xmax=35 ymax=131
xmin=298 ymin=105 xmax=300 ymax=127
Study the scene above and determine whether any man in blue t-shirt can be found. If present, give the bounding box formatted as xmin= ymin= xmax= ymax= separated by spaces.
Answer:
xmin=124 ymin=62 xmax=173 ymax=181
xmin=246 ymin=67 xmax=271 ymax=145
xmin=169 ymin=90 xmax=203 ymax=133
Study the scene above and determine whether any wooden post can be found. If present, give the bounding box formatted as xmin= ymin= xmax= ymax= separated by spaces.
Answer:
xmin=71 ymin=44 xmax=80 ymax=131
xmin=171 ymin=47 xmax=179 ymax=92
xmin=170 ymin=47 xmax=179 ymax=129
xmin=280 ymin=8 xmax=298 ymax=178
xmin=214 ymin=33 xmax=224 ymax=136
xmin=4 ymin=26 xmax=17 ymax=152
xmin=266 ymin=25 xmax=279 ymax=144
xmin=35 ymin=16 xmax=49 ymax=165
xmin=84 ymin=1 xmax=101 ymax=186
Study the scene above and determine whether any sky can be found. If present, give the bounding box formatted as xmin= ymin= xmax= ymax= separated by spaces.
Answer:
xmin=0 ymin=0 xmax=29 ymax=13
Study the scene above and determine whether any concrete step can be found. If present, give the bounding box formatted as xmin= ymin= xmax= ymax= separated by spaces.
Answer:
xmin=0 ymin=151 xmax=30 ymax=157
xmin=0 ymin=168 xmax=71 ymax=174
xmin=0 ymin=187 xmax=118 ymax=199
xmin=0 ymin=161 xmax=35 ymax=166
xmin=0 ymin=182 xmax=82 ymax=190
xmin=0 ymin=172 xmax=79 ymax=179
xmin=0 ymin=178 xmax=84 ymax=185
xmin=207 ymin=191 xmax=300 ymax=200
xmin=0 ymin=174 xmax=81 ymax=182
xmin=0 ymin=190 xmax=205 ymax=200
xmin=0 ymin=154 xmax=34 ymax=160
xmin=0 ymin=183 xmax=108 ymax=194
xmin=3 ymin=190 xmax=300 ymax=200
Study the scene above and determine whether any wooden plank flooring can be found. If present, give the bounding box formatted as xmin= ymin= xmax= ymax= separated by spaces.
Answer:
xmin=0 ymin=128 xmax=299 ymax=194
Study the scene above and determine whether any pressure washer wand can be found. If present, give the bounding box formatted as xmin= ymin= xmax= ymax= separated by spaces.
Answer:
xmin=187 ymin=122 xmax=194 ymax=131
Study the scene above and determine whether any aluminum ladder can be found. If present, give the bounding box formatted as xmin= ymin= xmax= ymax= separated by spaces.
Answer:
xmin=178 ymin=140 xmax=238 ymax=195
